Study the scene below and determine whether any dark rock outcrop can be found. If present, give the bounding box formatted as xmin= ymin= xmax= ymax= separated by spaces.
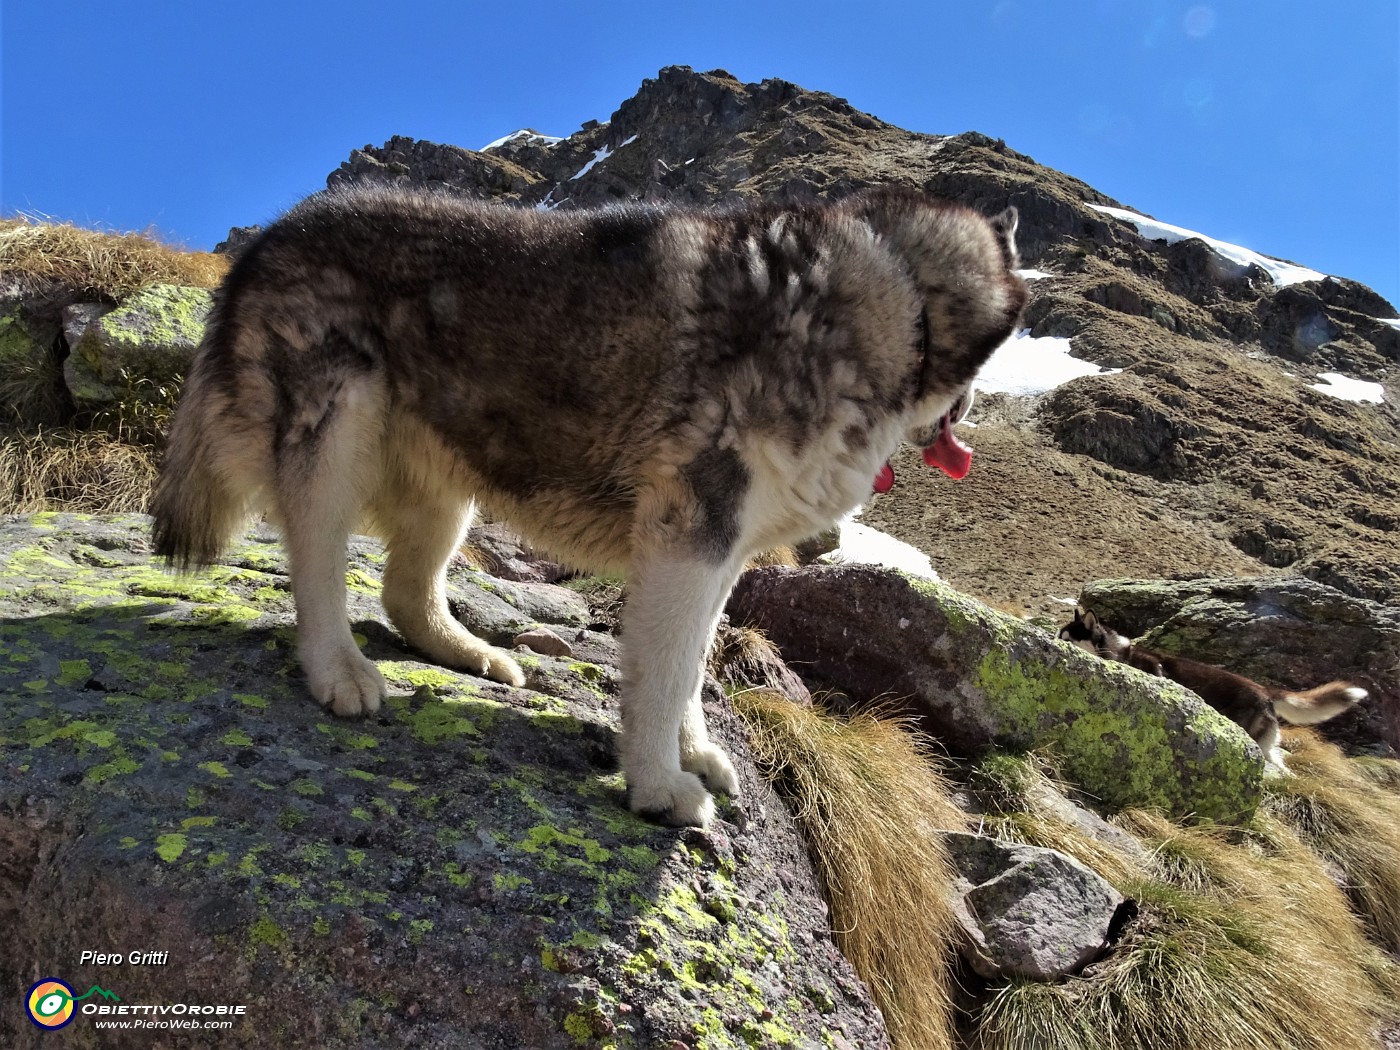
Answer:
xmin=213 ymin=224 xmax=262 ymax=257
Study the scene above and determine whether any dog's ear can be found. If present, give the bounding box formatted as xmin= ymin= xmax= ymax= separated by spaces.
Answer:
xmin=1079 ymin=608 xmax=1099 ymax=631
xmin=989 ymin=206 xmax=1020 ymax=269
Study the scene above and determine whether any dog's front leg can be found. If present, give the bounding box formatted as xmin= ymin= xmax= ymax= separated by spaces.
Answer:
xmin=620 ymin=549 xmax=743 ymax=827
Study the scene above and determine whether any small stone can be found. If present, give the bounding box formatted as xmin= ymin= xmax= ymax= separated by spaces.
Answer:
xmin=943 ymin=831 xmax=1127 ymax=981
xmin=512 ymin=627 xmax=573 ymax=657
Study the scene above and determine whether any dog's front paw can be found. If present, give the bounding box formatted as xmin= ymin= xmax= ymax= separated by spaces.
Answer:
xmin=628 ymin=768 xmax=716 ymax=828
xmin=306 ymin=646 xmax=387 ymax=717
xmin=682 ymin=742 xmax=740 ymax=798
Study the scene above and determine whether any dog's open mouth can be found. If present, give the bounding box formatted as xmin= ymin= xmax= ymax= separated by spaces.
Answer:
xmin=873 ymin=407 xmax=973 ymax=493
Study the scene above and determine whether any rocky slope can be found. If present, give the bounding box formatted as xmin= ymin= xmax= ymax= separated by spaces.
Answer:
xmin=0 ymin=514 xmax=891 ymax=1049
xmin=325 ymin=65 xmax=1400 ymax=619
xmin=4 ymin=514 xmax=1396 ymax=1049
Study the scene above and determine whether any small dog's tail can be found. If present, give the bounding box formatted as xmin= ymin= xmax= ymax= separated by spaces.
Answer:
xmin=1272 ymin=682 xmax=1367 ymax=725
xmin=150 ymin=310 xmax=263 ymax=572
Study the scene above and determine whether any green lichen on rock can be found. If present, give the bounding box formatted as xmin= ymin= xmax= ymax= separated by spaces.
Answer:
xmin=0 ymin=512 xmax=889 ymax=1049
xmin=0 ymin=305 xmax=42 ymax=366
xmin=64 ymin=283 xmax=210 ymax=408
xmin=973 ymin=643 xmax=1260 ymax=821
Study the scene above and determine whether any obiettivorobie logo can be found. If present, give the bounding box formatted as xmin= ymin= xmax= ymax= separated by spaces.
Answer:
xmin=26 ymin=979 xmax=120 ymax=1030
xmin=25 ymin=977 xmax=247 ymax=1031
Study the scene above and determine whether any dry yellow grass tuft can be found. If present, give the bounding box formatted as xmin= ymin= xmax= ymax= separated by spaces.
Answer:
xmin=734 ymin=690 xmax=967 ymax=1050
xmin=1266 ymin=728 xmax=1400 ymax=952
xmin=707 ymin=623 xmax=785 ymax=688
xmin=746 ymin=545 xmax=800 ymax=569
xmin=0 ymin=429 xmax=157 ymax=514
xmin=0 ymin=216 xmax=228 ymax=300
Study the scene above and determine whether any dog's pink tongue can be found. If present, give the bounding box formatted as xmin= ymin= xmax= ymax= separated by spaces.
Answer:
xmin=873 ymin=462 xmax=895 ymax=493
xmin=922 ymin=427 xmax=973 ymax=479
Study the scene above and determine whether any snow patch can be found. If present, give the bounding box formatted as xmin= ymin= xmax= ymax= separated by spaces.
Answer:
xmin=1309 ymin=372 xmax=1385 ymax=404
xmin=534 ymin=188 xmax=567 ymax=211
xmin=570 ymin=145 xmax=613 ymax=181
xmin=820 ymin=513 xmax=940 ymax=580
xmin=1379 ymin=318 xmax=1400 ymax=332
xmin=567 ymin=135 xmax=639 ymax=182
xmin=1090 ymin=204 xmax=1326 ymax=288
xmin=481 ymin=129 xmax=564 ymax=151
xmin=974 ymin=329 xmax=1120 ymax=397
xmin=1015 ymin=269 xmax=1054 ymax=280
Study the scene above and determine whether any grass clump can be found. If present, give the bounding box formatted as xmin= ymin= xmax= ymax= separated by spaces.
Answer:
xmin=0 ymin=216 xmax=227 ymax=301
xmin=560 ymin=574 xmax=627 ymax=630
xmin=746 ymin=545 xmax=799 ymax=569
xmin=86 ymin=367 xmax=185 ymax=445
xmin=0 ymin=343 xmax=67 ymax=429
xmin=969 ymin=805 xmax=1398 ymax=1050
xmin=1265 ymin=728 xmax=1400 ymax=952
xmin=0 ymin=429 xmax=157 ymax=513
xmin=734 ymin=689 xmax=966 ymax=1050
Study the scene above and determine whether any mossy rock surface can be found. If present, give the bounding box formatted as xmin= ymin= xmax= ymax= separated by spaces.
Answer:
xmin=0 ymin=513 xmax=888 ymax=1049
xmin=730 ymin=564 xmax=1263 ymax=824
xmin=63 ymin=284 xmax=210 ymax=406
xmin=0 ymin=301 xmax=54 ymax=372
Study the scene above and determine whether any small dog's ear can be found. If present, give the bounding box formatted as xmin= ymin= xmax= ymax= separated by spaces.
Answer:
xmin=1080 ymin=609 xmax=1099 ymax=630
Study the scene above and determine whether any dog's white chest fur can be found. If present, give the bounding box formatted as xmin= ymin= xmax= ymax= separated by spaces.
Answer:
xmin=737 ymin=408 xmax=913 ymax=551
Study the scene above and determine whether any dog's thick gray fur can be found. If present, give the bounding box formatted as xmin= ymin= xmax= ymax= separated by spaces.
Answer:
xmin=152 ymin=185 xmax=1026 ymax=826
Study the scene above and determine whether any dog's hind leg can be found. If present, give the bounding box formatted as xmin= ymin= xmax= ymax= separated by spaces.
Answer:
xmin=278 ymin=370 xmax=389 ymax=717
xmin=620 ymin=546 xmax=745 ymax=827
xmin=1256 ymin=719 xmax=1293 ymax=777
xmin=375 ymin=478 xmax=524 ymax=688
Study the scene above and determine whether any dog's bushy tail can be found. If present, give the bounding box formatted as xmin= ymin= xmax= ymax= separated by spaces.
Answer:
xmin=150 ymin=314 xmax=258 ymax=572
xmin=1273 ymin=682 xmax=1367 ymax=726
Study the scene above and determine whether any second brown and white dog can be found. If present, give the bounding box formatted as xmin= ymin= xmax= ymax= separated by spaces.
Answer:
xmin=1060 ymin=607 xmax=1365 ymax=773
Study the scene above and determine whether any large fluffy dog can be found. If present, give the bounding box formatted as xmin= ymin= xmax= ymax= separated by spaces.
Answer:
xmin=152 ymin=185 xmax=1026 ymax=826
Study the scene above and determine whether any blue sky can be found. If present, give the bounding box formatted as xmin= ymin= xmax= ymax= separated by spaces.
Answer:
xmin=4 ymin=1 xmax=1397 ymax=306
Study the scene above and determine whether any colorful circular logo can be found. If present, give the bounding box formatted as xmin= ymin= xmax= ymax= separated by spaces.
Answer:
xmin=27 ymin=979 xmax=76 ymax=1029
